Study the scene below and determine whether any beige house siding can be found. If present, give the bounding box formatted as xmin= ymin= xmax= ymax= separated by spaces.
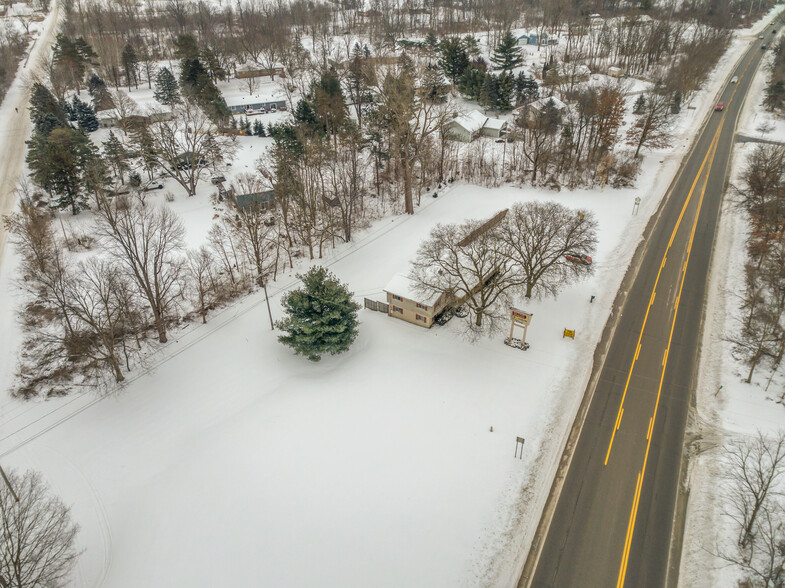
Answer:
xmin=386 ymin=292 xmax=445 ymax=328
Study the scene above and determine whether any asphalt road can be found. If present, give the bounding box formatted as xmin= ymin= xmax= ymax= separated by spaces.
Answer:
xmin=524 ymin=26 xmax=780 ymax=588
xmin=0 ymin=1 xmax=60 ymax=271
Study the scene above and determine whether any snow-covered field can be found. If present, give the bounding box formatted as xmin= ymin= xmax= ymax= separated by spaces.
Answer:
xmin=0 ymin=8 xmax=782 ymax=588
xmin=0 ymin=173 xmax=661 ymax=587
xmin=679 ymin=25 xmax=785 ymax=588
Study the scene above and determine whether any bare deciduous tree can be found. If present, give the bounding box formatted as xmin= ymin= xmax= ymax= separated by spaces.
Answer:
xmin=412 ymin=217 xmax=520 ymax=333
xmin=136 ymin=101 xmax=236 ymax=197
xmin=723 ymin=432 xmax=785 ymax=548
xmin=0 ymin=469 xmax=80 ymax=588
xmin=226 ymin=174 xmax=277 ymax=283
xmin=499 ymin=201 xmax=597 ymax=299
xmin=65 ymin=259 xmax=137 ymax=382
xmin=626 ymin=91 xmax=673 ymax=157
xmin=95 ymin=197 xmax=186 ymax=343
xmin=186 ymin=246 xmax=216 ymax=323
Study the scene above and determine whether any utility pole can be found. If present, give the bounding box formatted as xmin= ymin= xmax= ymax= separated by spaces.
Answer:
xmin=260 ymin=278 xmax=274 ymax=330
xmin=0 ymin=464 xmax=19 ymax=503
xmin=0 ymin=464 xmax=18 ymax=588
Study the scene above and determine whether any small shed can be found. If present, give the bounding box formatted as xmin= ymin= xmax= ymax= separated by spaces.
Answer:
xmin=608 ymin=66 xmax=625 ymax=78
xmin=517 ymin=34 xmax=530 ymax=46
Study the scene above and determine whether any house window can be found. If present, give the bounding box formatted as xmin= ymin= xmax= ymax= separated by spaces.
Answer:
xmin=393 ymin=306 xmax=403 ymax=314
xmin=416 ymin=314 xmax=427 ymax=323
xmin=416 ymin=303 xmax=428 ymax=310
xmin=392 ymin=294 xmax=403 ymax=302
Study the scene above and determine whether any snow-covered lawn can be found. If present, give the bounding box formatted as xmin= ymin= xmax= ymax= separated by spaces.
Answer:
xmin=0 ymin=168 xmax=667 ymax=587
xmin=0 ymin=8 xmax=782 ymax=588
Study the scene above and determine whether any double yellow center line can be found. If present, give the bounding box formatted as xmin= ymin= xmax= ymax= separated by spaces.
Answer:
xmin=615 ymin=122 xmax=722 ymax=587
xmin=610 ymin=40 xmax=763 ymax=587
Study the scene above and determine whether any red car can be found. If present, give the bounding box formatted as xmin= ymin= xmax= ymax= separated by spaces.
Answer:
xmin=565 ymin=252 xmax=592 ymax=266
xmin=715 ymin=102 xmax=725 ymax=111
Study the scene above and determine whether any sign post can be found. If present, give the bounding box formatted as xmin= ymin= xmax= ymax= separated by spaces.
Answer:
xmin=505 ymin=307 xmax=533 ymax=351
xmin=515 ymin=436 xmax=526 ymax=459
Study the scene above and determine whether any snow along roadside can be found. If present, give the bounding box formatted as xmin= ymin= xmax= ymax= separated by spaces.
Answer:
xmin=484 ymin=6 xmax=785 ymax=587
xmin=0 ymin=0 xmax=62 ymax=270
xmin=679 ymin=27 xmax=785 ymax=588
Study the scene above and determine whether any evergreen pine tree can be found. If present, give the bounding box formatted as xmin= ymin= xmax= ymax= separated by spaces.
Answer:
xmin=26 ymin=126 xmax=102 ymax=215
xmin=29 ymin=83 xmax=67 ymax=135
xmin=480 ymin=73 xmax=500 ymax=109
xmin=515 ymin=71 xmax=527 ymax=105
xmin=202 ymin=47 xmax=227 ymax=81
xmin=633 ymin=94 xmax=646 ymax=114
xmin=424 ymin=32 xmax=439 ymax=55
xmin=259 ymin=122 xmax=267 ymax=137
xmin=72 ymin=95 xmax=98 ymax=132
xmin=496 ymin=72 xmax=515 ymax=111
xmin=78 ymin=104 xmax=99 ymax=132
xmin=253 ymin=119 xmax=262 ymax=136
xmin=102 ymin=131 xmax=129 ymax=183
xmin=523 ymin=76 xmax=540 ymax=102
xmin=276 ymin=266 xmax=361 ymax=361
xmin=765 ymin=80 xmax=785 ymax=111
xmin=64 ymin=97 xmax=78 ymax=122
xmin=87 ymin=73 xmax=109 ymax=110
xmin=463 ymin=35 xmax=481 ymax=58
xmin=438 ymin=37 xmax=469 ymax=84
xmin=459 ymin=64 xmax=486 ymax=100
xmin=490 ymin=31 xmax=524 ymax=72
xmin=294 ymin=98 xmax=320 ymax=132
xmin=422 ymin=63 xmax=447 ymax=102
xmin=154 ymin=67 xmax=181 ymax=105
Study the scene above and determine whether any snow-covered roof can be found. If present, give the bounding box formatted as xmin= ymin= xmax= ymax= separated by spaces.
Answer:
xmin=384 ymin=274 xmax=441 ymax=305
xmin=222 ymin=89 xmax=287 ymax=108
xmin=483 ymin=117 xmax=507 ymax=131
xmin=452 ymin=110 xmax=488 ymax=134
xmin=529 ymin=96 xmax=567 ymax=111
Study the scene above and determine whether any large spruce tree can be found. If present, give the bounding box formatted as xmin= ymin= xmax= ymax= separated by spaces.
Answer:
xmin=490 ymin=31 xmax=524 ymax=72
xmin=276 ymin=266 xmax=361 ymax=361
xmin=154 ymin=67 xmax=180 ymax=105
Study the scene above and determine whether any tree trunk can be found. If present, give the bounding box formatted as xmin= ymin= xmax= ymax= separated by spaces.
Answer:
xmin=112 ymin=357 xmax=125 ymax=382
xmin=402 ymin=154 xmax=414 ymax=214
